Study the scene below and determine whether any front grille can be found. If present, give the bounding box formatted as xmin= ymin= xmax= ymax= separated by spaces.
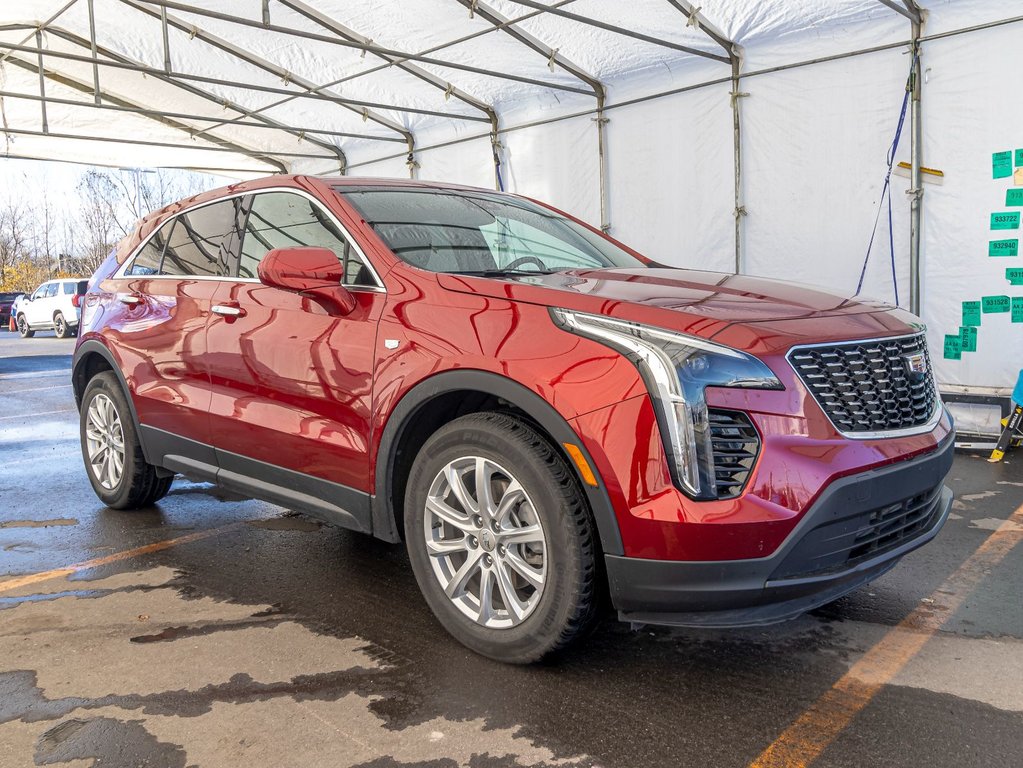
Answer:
xmin=708 ymin=409 xmax=760 ymax=499
xmin=771 ymin=484 xmax=945 ymax=580
xmin=788 ymin=334 xmax=937 ymax=434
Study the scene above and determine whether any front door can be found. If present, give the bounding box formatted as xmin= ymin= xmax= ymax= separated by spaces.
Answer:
xmin=206 ymin=189 xmax=384 ymax=526
xmin=24 ymin=283 xmax=56 ymax=326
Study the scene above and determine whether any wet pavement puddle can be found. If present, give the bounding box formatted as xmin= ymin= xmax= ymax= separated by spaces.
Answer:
xmin=0 ymin=567 xmax=592 ymax=767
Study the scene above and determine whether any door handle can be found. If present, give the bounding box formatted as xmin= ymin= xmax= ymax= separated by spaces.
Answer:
xmin=212 ymin=304 xmax=246 ymax=318
xmin=120 ymin=294 xmax=142 ymax=306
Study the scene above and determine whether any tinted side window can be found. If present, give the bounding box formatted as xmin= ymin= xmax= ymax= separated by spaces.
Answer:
xmin=239 ymin=192 xmax=373 ymax=286
xmin=44 ymin=284 xmax=58 ymax=298
xmin=62 ymin=283 xmax=75 ymax=295
xmin=161 ymin=199 xmax=242 ymax=277
xmin=126 ymin=219 xmax=174 ymax=276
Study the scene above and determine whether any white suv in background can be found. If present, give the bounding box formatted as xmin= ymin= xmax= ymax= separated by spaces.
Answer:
xmin=16 ymin=279 xmax=88 ymax=339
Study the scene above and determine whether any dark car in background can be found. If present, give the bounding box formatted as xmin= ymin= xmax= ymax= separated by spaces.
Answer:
xmin=0 ymin=292 xmax=21 ymax=328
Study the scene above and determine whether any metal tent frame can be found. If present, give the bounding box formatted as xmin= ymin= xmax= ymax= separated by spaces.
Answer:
xmin=2 ymin=0 xmax=1021 ymax=312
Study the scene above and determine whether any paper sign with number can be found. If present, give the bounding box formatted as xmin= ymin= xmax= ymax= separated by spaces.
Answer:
xmin=1008 ymin=189 xmax=1023 ymax=206
xmin=943 ymin=334 xmax=962 ymax=360
xmin=983 ymin=295 xmax=1011 ymax=313
xmin=1013 ymin=297 xmax=1023 ymax=323
xmin=959 ymin=326 xmax=978 ymax=352
xmin=989 ymin=239 xmax=1019 ymax=256
xmin=994 ymin=151 xmax=1013 ymax=179
xmin=991 ymin=212 xmax=1021 ymax=230
xmin=1008 ymin=268 xmax=1023 ymax=285
xmin=962 ymin=301 xmax=981 ymax=326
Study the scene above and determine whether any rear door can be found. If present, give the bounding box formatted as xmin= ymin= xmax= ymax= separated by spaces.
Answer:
xmin=109 ymin=197 xmax=244 ymax=466
xmin=206 ymin=189 xmax=385 ymax=527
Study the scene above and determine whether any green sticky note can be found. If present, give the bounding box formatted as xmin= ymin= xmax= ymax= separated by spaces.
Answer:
xmin=962 ymin=300 xmax=982 ymax=326
xmin=1008 ymin=189 xmax=1023 ymax=207
xmin=959 ymin=326 xmax=978 ymax=352
xmin=994 ymin=151 xmax=1013 ymax=178
xmin=989 ymin=238 xmax=1019 ymax=256
xmin=982 ymin=295 xmax=1011 ymax=313
xmin=1013 ymin=297 xmax=1023 ymax=323
xmin=1008 ymin=268 xmax=1023 ymax=285
xmin=991 ymin=212 xmax=1021 ymax=230
xmin=1016 ymin=149 xmax=1023 ymax=167
xmin=943 ymin=334 xmax=962 ymax=359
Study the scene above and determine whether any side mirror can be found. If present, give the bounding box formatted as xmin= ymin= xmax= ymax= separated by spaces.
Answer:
xmin=257 ymin=247 xmax=357 ymax=315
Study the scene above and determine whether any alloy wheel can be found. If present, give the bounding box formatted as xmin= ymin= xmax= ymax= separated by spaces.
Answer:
xmin=423 ymin=456 xmax=547 ymax=629
xmin=85 ymin=393 xmax=125 ymax=490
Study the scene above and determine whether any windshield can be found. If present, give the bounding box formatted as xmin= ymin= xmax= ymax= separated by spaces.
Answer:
xmin=336 ymin=186 xmax=647 ymax=274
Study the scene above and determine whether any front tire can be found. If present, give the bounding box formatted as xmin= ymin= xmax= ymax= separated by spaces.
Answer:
xmin=17 ymin=314 xmax=33 ymax=338
xmin=54 ymin=312 xmax=70 ymax=339
xmin=80 ymin=372 xmax=173 ymax=509
xmin=405 ymin=412 xmax=598 ymax=663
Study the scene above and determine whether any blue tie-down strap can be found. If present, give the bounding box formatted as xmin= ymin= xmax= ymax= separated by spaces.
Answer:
xmin=1013 ymin=369 xmax=1023 ymax=406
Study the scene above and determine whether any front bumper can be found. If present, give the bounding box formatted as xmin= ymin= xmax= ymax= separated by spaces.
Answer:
xmin=606 ymin=432 xmax=955 ymax=627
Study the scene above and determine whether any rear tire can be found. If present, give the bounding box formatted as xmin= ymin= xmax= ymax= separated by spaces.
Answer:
xmin=404 ymin=412 xmax=598 ymax=663
xmin=80 ymin=372 xmax=173 ymax=509
xmin=54 ymin=312 xmax=70 ymax=339
xmin=17 ymin=314 xmax=33 ymax=338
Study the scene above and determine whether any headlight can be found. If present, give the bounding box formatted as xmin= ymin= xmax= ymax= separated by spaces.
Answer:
xmin=550 ymin=308 xmax=782 ymax=499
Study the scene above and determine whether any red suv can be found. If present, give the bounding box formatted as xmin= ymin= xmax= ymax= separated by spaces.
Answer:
xmin=74 ymin=176 xmax=954 ymax=662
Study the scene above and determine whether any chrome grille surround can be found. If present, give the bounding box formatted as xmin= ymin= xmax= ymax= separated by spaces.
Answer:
xmin=787 ymin=333 xmax=940 ymax=439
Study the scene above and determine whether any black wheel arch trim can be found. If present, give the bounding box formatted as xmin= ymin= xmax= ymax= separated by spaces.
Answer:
xmin=372 ymin=369 xmax=625 ymax=556
xmin=72 ymin=340 xmax=150 ymax=464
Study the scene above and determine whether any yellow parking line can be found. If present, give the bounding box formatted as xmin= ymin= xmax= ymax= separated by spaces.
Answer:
xmin=750 ymin=503 xmax=1023 ymax=768
xmin=0 ymin=522 xmax=243 ymax=594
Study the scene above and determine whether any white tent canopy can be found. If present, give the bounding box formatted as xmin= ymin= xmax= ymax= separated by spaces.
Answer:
xmin=2 ymin=0 xmax=1021 ymax=403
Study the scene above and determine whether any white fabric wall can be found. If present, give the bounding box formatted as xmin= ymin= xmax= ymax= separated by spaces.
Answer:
xmin=918 ymin=22 xmax=1023 ymax=394
xmin=604 ymin=83 xmax=735 ymax=272
xmin=742 ymin=48 xmax=912 ymax=303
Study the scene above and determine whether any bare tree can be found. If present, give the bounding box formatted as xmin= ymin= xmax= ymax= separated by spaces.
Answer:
xmin=0 ymin=165 xmax=218 ymax=289
xmin=0 ymin=193 xmax=30 ymax=288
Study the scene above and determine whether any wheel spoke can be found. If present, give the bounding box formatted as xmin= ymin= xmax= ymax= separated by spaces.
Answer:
xmin=477 ymin=567 xmax=495 ymax=624
xmin=426 ymin=496 xmax=475 ymax=532
xmin=444 ymin=549 xmax=484 ymax=599
xmin=498 ymin=523 xmax=544 ymax=546
xmin=445 ymin=463 xmax=478 ymax=515
xmin=494 ymin=561 xmax=528 ymax=621
xmin=110 ymin=448 xmax=124 ymax=482
xmin=426 ymin=536 xmax=467 ymax=556
xmin=492 ymin=481 xmax=525 ymax=525
xmin=475 ymin=458 xmax=494 ymax=519
xmin=504 ymin=549 xmax=544 ymax=591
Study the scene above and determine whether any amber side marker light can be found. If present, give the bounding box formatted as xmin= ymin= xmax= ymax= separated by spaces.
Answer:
xmin=562 ymin=443 xmax=599 ymax=487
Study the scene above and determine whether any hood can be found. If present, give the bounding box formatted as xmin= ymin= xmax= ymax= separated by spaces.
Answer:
xmin=436 ymin=267 xmax=921 ymax=355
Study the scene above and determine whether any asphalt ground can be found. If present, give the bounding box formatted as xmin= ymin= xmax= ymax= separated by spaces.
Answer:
xmin=0 ymin=329 xmax=1021 ymax=767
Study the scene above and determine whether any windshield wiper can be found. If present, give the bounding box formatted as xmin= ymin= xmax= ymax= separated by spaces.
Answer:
xmin=446 ymin=268 xmax=562 ymax=277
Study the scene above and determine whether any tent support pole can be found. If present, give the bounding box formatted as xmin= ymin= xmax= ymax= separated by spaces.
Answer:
xmin=86 ymin=0 xmax=101 ymax=102
xmin=908 ymin=12 xmax=924 ymax=314
xmin=160 ymin=3 xmax=171 ymax=72
xmin=35 ymin=31 xmax=48 ymax=134
xmin=731 ymin=54 xmax=748 ymax=275
xmin=596 ymin=97 xmax=610 ymax=232
xmin=490 ymin=116 xmax=502 ymax=191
